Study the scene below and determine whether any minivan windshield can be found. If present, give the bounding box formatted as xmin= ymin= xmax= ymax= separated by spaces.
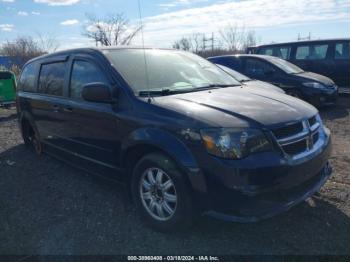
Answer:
xmin=266 ymin=56 xmax=304 ymax=74
xmin=103 ymin=49 xmax=241 ymax=95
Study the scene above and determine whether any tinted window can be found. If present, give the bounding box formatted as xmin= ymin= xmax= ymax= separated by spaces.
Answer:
xmin=277 ymin=46 xmax=291 ymax=60
xmin=211 ymin=57 xmax=241 ymax=70
xmin=70 ymin=60 xmax=108 ymax=99
xmin=0 ymin=72 xmax=12 ymax=80
xmin=245 ymin=58 xmax=275 ymax=77
xmin=19 ymin=63 xmax=38 ymax=92
xmin=38 ymin=62 xmax=66 ymax=96
xmin=296 ymin=44 xmax=328 ymax=60
xmin=259 ymin=47 xmax=273 ymax=56
xmin=335 ymin=42 xmax=350 ymax=59
xmin=258 ymin=46 xmax=291 ymax=59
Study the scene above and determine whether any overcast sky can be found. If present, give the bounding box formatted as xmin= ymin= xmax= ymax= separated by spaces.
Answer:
xmin=1 ymin=0 xmax=350 ymax=50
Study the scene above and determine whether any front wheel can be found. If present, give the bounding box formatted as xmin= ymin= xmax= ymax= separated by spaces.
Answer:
xmin=131 ymin=153 xmax=195 ymax=232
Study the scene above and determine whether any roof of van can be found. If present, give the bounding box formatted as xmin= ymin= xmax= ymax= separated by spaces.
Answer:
xmin=25 ymin=46 xmax=175 ymax=65
xmin=248 ymin=38 xmax=350 ymax=48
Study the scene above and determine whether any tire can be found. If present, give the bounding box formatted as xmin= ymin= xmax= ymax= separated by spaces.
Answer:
xmin=131 ymin=153 xmax=195 ymax=232
xmin=22 ymin=121 xmax=42 ymax=155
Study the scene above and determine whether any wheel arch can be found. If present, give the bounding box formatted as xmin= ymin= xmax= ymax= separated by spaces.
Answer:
xmin=120 ymin=128 xmax=207 ymax=194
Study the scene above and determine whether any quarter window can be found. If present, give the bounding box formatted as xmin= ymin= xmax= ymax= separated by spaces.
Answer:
xmin=70 ymin=60 xmax=108 ymax=99
xmin=335 ymin=42 xmax=350 ymax=59
xmin=38 ymin=62 xmax=66 ymax=96
xmin=296 ymin=44 xmax=328 ymax=60
xmin=19 ymin=63 xmax=38 ymax=92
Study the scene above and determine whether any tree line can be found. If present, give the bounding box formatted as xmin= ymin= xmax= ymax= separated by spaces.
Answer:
xmin=0 ymin=12 xmax=258 ymax=77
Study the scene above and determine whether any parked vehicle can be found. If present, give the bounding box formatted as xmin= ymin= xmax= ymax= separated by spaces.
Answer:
xmin=247 ymin=39 xmax=350 ymax=93
xmin=0 ymin=71 xmax=16 ymax=107
xmin=208 ymin=54 xmax=338 ymax=107
xmin=17 ymin=48 xmax=332 ymax=232
xmin=215 ymin=64 xmax=285 ymax=94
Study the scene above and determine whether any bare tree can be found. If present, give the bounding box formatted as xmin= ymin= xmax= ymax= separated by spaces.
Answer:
xmin=83 ymin=13 xmax=142 ymax=46
xmin=0 ymin=36 xmax=47 ymax=66
xmin=36 ymin=33 xmax=60 ymax=53
xmin=173 ymin=37 xmax=191 ymax=51
xmin=220 ymin=24 xmax=240 ymax=52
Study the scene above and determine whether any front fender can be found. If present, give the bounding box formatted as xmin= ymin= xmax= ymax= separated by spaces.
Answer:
xmin=121 ymin=128 xmax=207 ymax=193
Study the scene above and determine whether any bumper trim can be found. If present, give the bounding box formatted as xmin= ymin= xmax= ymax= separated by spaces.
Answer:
xmin=204 ymin=162 xmax=332 ymax=223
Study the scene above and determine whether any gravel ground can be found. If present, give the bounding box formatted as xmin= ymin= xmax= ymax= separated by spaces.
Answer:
xmin=0 ymin=97 xmax=349 ymax=255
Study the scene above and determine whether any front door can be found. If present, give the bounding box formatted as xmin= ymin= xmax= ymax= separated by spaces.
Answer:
xmin=61 ymin=57 xmax=122 ymax=174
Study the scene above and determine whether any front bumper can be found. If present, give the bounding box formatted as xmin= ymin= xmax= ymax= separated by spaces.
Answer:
xmin=191 ymin=127 xmax=332 ymax=222
xmin=205 ymin=162 xmax=332 ymax=222
xmin=306 ymin=88 xmax=338 ymax=106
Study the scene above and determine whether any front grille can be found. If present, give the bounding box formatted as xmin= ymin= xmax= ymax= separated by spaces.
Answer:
xmin=272 ymin=122 xmax=303 ymax=140
xmin=282 ymin=140 xmax=307 ymax=155
xmin=271 ymin=115 xmax=321 ymax=157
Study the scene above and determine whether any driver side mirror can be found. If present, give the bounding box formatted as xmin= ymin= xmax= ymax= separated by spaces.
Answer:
xmin=82 ymin=82 xmax=114 ymax=103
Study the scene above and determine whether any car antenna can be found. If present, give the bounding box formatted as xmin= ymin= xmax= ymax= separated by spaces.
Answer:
xmin=137 ymin=0 xmax=152 ymax=103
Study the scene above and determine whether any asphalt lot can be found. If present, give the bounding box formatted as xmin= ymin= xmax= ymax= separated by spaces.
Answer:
xmin=0 ymin=97 xmax=349 ymax=255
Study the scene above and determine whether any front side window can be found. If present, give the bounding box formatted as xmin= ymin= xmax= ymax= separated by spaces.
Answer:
xmin=70 ymin=60 xmax=108 ymax=99
xmin=38 ymin=62 xmax=66 ymax=96
xmin=296 ymin=44 xmax=328 ymax=60
xmin=19 ymin=63 xmax=38 ymax=92
xmin=103 ymin=49 xmax=240 ymax=95
xmin=335 ymin=42 xmax=350 ymax=59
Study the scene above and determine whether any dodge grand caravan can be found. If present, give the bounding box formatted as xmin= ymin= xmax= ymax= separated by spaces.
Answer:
xmin=17 ymin=47 xmax=332 ymax=232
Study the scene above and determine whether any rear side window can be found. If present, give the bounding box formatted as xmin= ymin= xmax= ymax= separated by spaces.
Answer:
xmin=258 ymin=47 xmax=273 ymax=56
xmin=296 ymin=44 xmax=328 ymax=60
xmin=19 ymin=63 xmax=38 ymax=92
xmin=212 ymin=57 xmax=241 ymax=70
xmin=70 ymin=60 xmax=108 ymax=99
xmin=335 ymin=42 xmax=350 ymax=59
xmin=38 ymin=62 xmax=66 ymax=96
xmin=245 ymin=58 xmax=275 ymax=77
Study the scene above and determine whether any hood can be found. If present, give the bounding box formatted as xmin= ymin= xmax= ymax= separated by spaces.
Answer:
xmin=152 ymin=87 xmax=317 ymax=128
xmin=243 ymin=80 xmax=285 ymax=94
xmin=296 ymin=71 xmax=335 ymax=86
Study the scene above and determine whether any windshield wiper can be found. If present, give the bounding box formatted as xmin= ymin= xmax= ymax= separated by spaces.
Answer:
xmin=196 ymin=84 xmax=239 ymax=90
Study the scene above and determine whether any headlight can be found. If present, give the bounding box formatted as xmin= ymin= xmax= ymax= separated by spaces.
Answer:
xmin=302 ymin=82 xmax=326 ymax=89
xmin=200 ymin=128 xmax=272 ymax=159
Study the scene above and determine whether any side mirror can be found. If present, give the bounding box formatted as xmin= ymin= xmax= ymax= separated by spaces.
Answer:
xmin=82 ymin=82 xmax=113 ymax=103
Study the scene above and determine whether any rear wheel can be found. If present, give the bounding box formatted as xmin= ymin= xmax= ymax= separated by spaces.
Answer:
xmin=22 ymin=121 xmax=42 ymax=155
xmin=131 ymin=153 xmax=195 ymax=232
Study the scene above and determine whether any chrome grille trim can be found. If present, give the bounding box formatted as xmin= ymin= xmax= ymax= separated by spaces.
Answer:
xmin=271 ymin=114 xmax=324 ymax=159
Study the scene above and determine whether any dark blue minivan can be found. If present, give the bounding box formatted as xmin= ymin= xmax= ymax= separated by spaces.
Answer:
xmin=17 ymin=47 xmax=332 ymax=232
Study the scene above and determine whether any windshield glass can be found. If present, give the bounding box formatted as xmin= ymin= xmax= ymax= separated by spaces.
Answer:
xmin=103 ymin=49 xmax=241 ymax=95
xmin=216 ymin=64 xmax=251 ymax=82
xmin=267 ymin=56 xmax=304 ymax=74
